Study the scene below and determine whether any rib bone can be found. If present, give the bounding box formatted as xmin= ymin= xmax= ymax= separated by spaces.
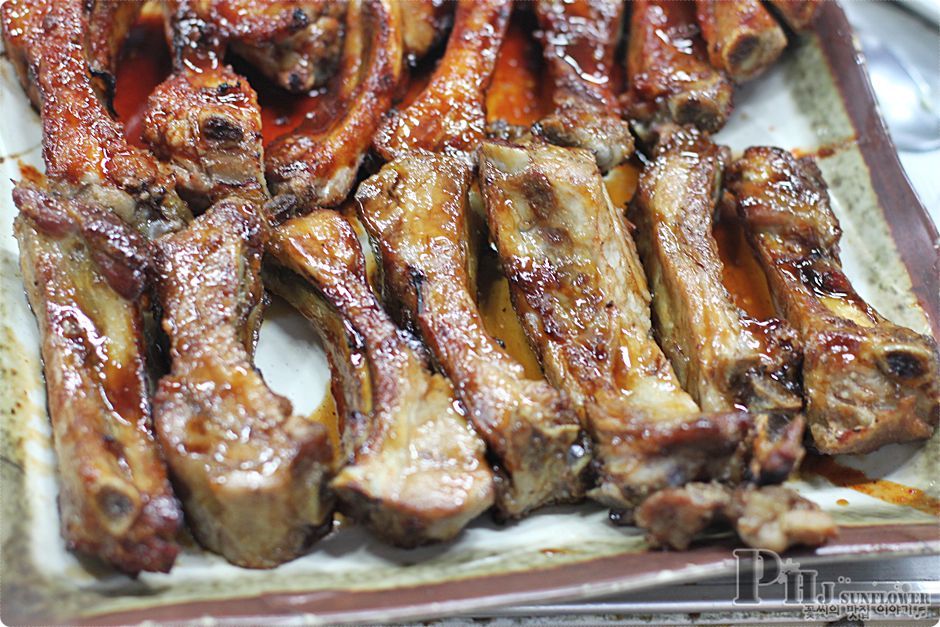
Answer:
xmin=265 ymin=210 xmax=495 ymax=546
xmin=356 ymin=153 xmax=590 ymax=518
xmin=373 ymin=0 xmax=511 ymax=161
xmin=479 ymin=141 xmax=801 ymax=510
xmin=630 ymin=127 xmax=803 ymax=414
xmin=726 ymin=147 xmax=940 ymax=454
xmin=694 ymin=0 xmax=787 ymax=83
xmin=533 ymin=0 xmax=634 ymax=172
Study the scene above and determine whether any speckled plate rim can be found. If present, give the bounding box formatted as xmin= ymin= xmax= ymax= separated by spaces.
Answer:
xmin=2 ymin=2 xmax=939 ymax=625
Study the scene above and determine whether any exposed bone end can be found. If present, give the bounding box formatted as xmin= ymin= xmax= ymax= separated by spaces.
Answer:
xmin=331 ymin=374 xmax=494 ymax=547
xmin=534 ymin=99 xmax=635 ymax=173
xmin=666 ymin=81 xmax=734 ymax=135
xmin=804 ymin=327 xmax=940 ymax=455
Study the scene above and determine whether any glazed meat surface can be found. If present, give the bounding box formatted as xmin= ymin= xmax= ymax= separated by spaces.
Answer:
xmin=695 ymin=0 xmax=787 ymax=82
xmin=165 ymin=0 xmax=346 ymax=91
xmin=373 ymin=0 xmax=510 ymax=161
xmin=2 ymin=0 xmax=190 ymax=237
xmin=726 ymin=147 xmax=940 ymax=454
xmin=265 ymin=210 xmax=494 ymax=546
xmin=479 ymin=141 xmax=802 ymax=509
xmin=266 ymin=0 xmax=403 ymax=212
xmin=625 ymin=0 xmax=733 ymax=141
xmin=356 ymin=153 xmax=590 ymax=518
xmin=13 ymin=181 xmax=181 ymax=574
xmin=153 ymin=200 xmax=334 ymax=568
xmin=630 ymin=127 xmax=803 ymax=414
xmin=533 ymin=0 xmax=633 ymax=172
xmin=768 ymin=0 xmax=821 ymax=31
xmin=635 ymin=482 xmax=836 ymax=552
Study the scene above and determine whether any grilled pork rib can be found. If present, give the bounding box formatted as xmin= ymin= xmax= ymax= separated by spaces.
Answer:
xmin=635 ymin=482 xmax=836 ymax=551
xmin=694 ymin=0 xmax=787 ymax=83
xmin=533 ymin=0 xmax=634 ymax=172
xmin=265 ymin=211 xmax=494 ymax=546
xmin=266 ymin=0 xmax=403 ymax=211
xmin=630 ymin=127 xmax=803 ymax=414
xmin=1 ymin=0 xmax=191 ymax=237
xmin=624 ymin=0 xmax=733 ymax=141
xmin=356 ymin=153 xmax=590 ymax=518
xmin=726 ymin=147 xmax=940 ymax=454
xmin=479 ymin=141 xmax=802 ymax=510
xmin=373 ymin=0 xmax=511 ymax=161
xmin=153 ymin=201 xmax=334 ymax=568
xmin=13 ymin=182 xmax=181 ymax=574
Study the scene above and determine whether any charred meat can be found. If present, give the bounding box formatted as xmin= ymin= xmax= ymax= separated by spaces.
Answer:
xmin=533 ymin=0 xmax=633 ymax=172
xmin=265 ymin=210 xmax=494 ymax=546
xmin=630 ymin=127 xmax=803 ymax=414
xmin=356 ymin=153 xmax=590 ymax=518
xmin=373 ymin=0 xmax=510 ymax=161
xmin=726 ymin=147 xmax=940 ymax=454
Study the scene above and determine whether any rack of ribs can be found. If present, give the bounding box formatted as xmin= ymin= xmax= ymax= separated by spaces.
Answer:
xmin=356 ymin=153 xmax=590 ymax=519
xmin=624 ymin=0 xmax=733 ymax=143
xmin=694 ymin=0 xmax=787 ymax=83
xmin=265 ymin=210 xmax=495 ymax=546
xmin=630 ymin=127 xmax=803 ymax=415
xmin=726 ymin=147 xmax=940 ymax=454
xmin=532 ymin=0 xmax=634 ymax=172
xmin=372 ymin=0 xmax=510 ymax=161
xmin=479 ymin=141 xmax=803 ymax=513
xmin=266 ymin=0 xmax=403 ymax=212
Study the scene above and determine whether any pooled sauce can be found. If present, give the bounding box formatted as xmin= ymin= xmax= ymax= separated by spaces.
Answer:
xmin=112 ymin=14 xmax=171 ymax=147
xmin=486 ymin=12 xmax=552 ymax=126
xmin=308 ymin=392 xmax=341 ymax=463
xmin=802 ymin=454 xmax=940 ymax=516
xmin=713 ymin=199 xmax=776 ymax=321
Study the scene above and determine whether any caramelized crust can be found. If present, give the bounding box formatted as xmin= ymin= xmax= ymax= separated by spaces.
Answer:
xmin=624 ymin=0 xmax=733 ymax=140
xmin=3 ymin=0 xmax=190 ymax=236
xmin=13 ymin=181 xmax=181 ymax=574
xmin=630 ymin=127 xmax=803 ymax=414
xmin=266 ymin=211 xmax=494 ymax=546
xmin=373 ymin=0 xmax=510 ymax=160
xmin=635 ymin=482 xmax=836 ymax=551
xmin=266 ymin=0 xmax=404 ymax=211
xmin=533 ymin=0 xmax=633 ymax=172
xmin=356 ymin=153 xmax=590 ymax=518
xmin=479 ymin=142 xmax=800 ymax=509
xmin=768 ymin=0 xmax=821 ymax=31
xmin=154 ymin=200 xmax=334 ymax=568
xmin=726 ymin=147 xmax=940 ymax=454
xmin=695 ymin=0 xmax=787 ymax=82
xmin=143 ymin=64 xmax=267 ymax=212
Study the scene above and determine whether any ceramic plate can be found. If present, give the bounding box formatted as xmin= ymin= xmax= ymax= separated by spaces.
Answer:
xmin=1 ymin=2 xmax=937 ymax=624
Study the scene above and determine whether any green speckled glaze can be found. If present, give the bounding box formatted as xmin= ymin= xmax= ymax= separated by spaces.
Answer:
xmin=1 ymin=12 xmax=938 ymax=625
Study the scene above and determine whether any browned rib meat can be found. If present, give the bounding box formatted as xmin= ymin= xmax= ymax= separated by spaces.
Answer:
xmin=630 ymin=127 xmax=803 ymax=414
xmin=266 ymin=0 xmax=404 ymax=211
xmin=265 ymin=210 xmax=495 ymax=546
xmin=372 ymin=0 xmax=509 ymax=161
xmin=694 ymin=0 xmax=787 ymax=82
xmin=355 ymin=153 xmax=590 ymax=518
xmin=153 ymin=200 xmax=334 ymax=568
xmin=533 ymin=0 xmax=633 ymax=172
xmin=143 ymin=65 xmax=268 ymax=212
xmin=624 ymin=0 xmax=733 ymax=140
xmin=768 ymin=0 xmax=821 ymax=31
xmin=726 ymin=147 xmax=940 ymax=454
xmin=401 ymin=0 xmax=453 ymax=64
xmin=479 ymin=141 xmax=802 ymax=510
xmin=13 ymin=181 xmax=181 ymax=574
xmin=163 ymin=0 xmax=346 ymax=92
xmin=2 ymin=0 xmax=190 ymax=237
xmin=635 ymin=482 xmax=836 ymax=551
